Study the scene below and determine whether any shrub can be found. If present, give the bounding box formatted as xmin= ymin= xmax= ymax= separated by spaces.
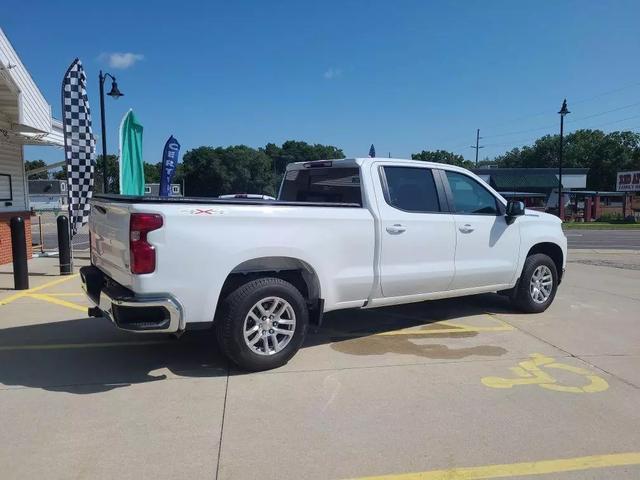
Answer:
xmin=596 ymin=213 xmax=636 ymax=224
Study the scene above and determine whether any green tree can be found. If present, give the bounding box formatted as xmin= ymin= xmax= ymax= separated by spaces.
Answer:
xmin=181 ymin=145 xmax=274 ymax=197
xmin=24 ymin=160 xmax=48 ymax=179
xmin=411 ymin=150 xmax=474 ymax=169
xmin=82 ymin=159 xmax=160 ymax=193
xmin=477 ymin=158 xmax=498 ymax=168
xmin=262 ymin=140 xmax=345 ymax=193
xmin=94 ymin=154 xmax=120 ymax=194
xmin=494 ymin=129 xmax=640 ymax=190
xmin=144 ymin=162 xmax=161 ymax=183
xmin=263 ymin=140 xmax=345 ymax=175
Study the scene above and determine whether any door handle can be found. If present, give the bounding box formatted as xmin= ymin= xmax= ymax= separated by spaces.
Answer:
xmin=459 ymin=224 xmax=474 ymax=234
xmin=386 ymin=224 xmax=407 ymax=235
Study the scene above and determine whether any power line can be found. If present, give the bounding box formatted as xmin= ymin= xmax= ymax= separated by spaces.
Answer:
xmin=483 ymin=136 xmax=541 ymax=148
xmin=571 ymin=81 xmax=640 ymax=106
xmin=579 ymin=113 xmax=640 ymax=129
xmin=436 ymin=81 xmax=640 ymax=152
xmin=477 ymin=80 xmax=640 ymax=131
xmin=478 ymin=100 xmax=640 ymax=141
xmin=482 ymin=123 xmax=556 ymax=139
xmin=566 ymin=100 xmax=640 ymax=123
xmin=475 ymin=115 xmax=640 ymax=153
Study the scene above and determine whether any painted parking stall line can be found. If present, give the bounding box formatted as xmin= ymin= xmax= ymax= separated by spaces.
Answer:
xmin=322 ymin=310 xmax=515 ymax=338
xmin=0 ymin=274 xmax=89 ymax=313
xmin=0 ymin=274 xmax=79 ymax=307
xmin=348 ymin=452 xmax=640 ymax=480
xmin=0 ymin=340 xmax=172 ymax=352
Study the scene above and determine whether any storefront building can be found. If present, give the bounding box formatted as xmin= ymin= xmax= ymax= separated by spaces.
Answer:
xmin=0 ymin=28 xmax=64 ymax=264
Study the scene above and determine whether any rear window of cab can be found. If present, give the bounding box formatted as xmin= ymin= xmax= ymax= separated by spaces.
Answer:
xmin=279 ymin=168 xmax=362 ymax=205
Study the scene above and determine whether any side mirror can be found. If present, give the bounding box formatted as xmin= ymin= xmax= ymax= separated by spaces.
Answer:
xmin=505 ymin=200 xmax=525 ymax=224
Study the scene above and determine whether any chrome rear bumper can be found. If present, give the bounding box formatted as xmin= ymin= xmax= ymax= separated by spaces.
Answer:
xmin=80 ymin=266 xmax=183 ymax=333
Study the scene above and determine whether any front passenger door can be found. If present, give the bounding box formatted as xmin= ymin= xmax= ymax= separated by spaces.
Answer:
xmin=444 ymin=170 xmax=520 ymax=290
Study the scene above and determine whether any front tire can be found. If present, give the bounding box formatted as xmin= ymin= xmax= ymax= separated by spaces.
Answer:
xmin=216 ymin=277 xmax=308 ymax=371
xmin=512 ymin=253 xmax=558 ymax=313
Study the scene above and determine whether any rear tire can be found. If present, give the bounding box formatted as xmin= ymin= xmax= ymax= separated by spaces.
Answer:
xmin=512 ymin=253 xmax=558 ymax=313
xmin=216 ymin=277 xmax=308 ymax=371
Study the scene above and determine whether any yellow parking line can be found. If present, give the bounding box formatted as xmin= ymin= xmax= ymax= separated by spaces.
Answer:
xmin=0 ymin=274 xmax=79 ymax=306
xmin=374 ymin=318 xmax=514 ymax=336
xmin=321 ymin=319 xmax=514 ymax=339
xmin=44 ymin=293 xmax=84 ymax=297
xmin=28 ymin=293 xmax=88 ymax=312
xmin=0 ymin=340 xmax=171 ymax=351
xmin=350 ymin=452 xmax=640 ymax=480
xmin=364 ymin=310 xmax=515 ymax=336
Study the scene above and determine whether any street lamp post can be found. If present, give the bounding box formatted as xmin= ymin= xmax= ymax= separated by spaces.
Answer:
xmin=98 ymin=71 xmax=124 ymax=193
xmin=558 ymin=99 xmax=570 ymax=220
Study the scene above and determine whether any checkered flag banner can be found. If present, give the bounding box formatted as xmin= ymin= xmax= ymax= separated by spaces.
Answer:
xmin=62 ymin=58 xmax=95 ymax=237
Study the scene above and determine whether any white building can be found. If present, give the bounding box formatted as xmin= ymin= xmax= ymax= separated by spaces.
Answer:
xmin=0 ymin=27 xmax=64 ymax=263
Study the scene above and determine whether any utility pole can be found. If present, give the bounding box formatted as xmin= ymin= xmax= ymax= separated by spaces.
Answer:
xmin=470 ymin=129 xmax=484 ymax=167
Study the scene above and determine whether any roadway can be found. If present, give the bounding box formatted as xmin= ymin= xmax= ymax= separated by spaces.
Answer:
xmin=564 ymin=229 xmax=640 ymax=250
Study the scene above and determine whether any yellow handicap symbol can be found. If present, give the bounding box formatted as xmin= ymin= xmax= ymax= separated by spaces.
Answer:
xmin=481 ymin=353 xmax=609 ymax=393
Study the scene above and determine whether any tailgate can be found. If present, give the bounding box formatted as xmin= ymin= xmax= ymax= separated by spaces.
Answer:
xmin=89 ymin=199 xmax=133 ymax=287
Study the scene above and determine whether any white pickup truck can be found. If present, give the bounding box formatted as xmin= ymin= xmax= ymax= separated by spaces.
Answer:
xmin=81 ymin=158 xmax=567 ymax=371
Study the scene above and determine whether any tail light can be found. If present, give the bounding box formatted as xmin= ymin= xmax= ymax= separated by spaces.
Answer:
xmin=129 ymin=213 xmax=163 ymax=274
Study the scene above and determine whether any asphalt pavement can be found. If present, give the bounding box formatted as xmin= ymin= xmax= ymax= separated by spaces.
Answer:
xmin=565 ymin=229 xmax=640 ymax=250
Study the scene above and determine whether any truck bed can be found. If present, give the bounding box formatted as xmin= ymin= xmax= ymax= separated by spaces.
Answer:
xmin=89 ymin=194 xmax=376 ymax=327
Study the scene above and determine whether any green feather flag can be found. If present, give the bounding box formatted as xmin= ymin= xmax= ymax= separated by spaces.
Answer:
xmin=118 ymin=109 xmax=145 ymax=195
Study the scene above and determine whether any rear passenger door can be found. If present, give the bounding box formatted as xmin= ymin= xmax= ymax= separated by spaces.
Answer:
xmin=373 ymin=164 xmax=456 ymax=297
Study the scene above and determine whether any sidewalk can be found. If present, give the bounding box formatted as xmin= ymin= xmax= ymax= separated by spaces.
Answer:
xmin=0 ymin=257 xmax=88 ymax=316
xmin=0 ymin=256 xmax=90 ymax=303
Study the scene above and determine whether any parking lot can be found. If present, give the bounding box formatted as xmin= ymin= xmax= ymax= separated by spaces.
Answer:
xmin=1 ymin=251 xmax=639 ymax=479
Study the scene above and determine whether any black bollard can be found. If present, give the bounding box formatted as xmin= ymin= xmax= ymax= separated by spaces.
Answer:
xmin=57 ymin=215 xmax=72 ymax=275
xmin=10 ymin=216 xmax=29 ymax=290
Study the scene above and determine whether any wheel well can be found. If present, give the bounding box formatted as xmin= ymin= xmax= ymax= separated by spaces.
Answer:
xmin=527 ymin=242 xmax=564 ymax=281
xmin=217 ymin=257 xmax=323 ymax=323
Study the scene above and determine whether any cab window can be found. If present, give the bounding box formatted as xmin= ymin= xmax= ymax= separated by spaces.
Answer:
xmin=279 ymin=167 xmax=362 ymax=205
xmin=382 ymin=166 xmax=440 ymax=213
xmin=445 ymin=171 xmax=499 ymax=215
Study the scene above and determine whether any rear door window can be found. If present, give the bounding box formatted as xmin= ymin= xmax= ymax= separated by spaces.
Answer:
xmin=279 ymin=168 xmax=362 ymax=205
xmin=382 ymin=166 xmax=441 ymax=212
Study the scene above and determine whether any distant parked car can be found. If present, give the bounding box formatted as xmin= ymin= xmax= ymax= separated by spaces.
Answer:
xmin=218 ymin=194 xmax=276 ymax=200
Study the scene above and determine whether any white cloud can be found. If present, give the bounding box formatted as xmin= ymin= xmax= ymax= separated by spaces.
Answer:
xmin=323 ymin=67 xmax=342 ymax=80
xmin=99 ymin=52 xmax=144 ymax=69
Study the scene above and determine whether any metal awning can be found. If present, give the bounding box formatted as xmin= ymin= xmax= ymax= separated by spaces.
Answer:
xmin=1 ymin=29 xmax=64 ymax=148
xmin=0 ymin=118 xmax=64 ymax=146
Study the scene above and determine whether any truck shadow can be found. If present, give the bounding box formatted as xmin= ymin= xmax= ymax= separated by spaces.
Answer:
xmin=0 ymin=293 xmax=517 ymax=394
xmin=312 ymin=293 xmax=513 ymax=360
xmin=0 ymin=317 xmax=227 ymax=394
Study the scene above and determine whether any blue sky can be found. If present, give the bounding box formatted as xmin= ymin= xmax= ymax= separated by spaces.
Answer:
xmin=5 ymin=0 xmax=640 ymax=165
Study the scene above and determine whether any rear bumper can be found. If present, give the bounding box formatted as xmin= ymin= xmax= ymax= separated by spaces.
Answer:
xmin=80 ymin=265 xmax=183 ymax=333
